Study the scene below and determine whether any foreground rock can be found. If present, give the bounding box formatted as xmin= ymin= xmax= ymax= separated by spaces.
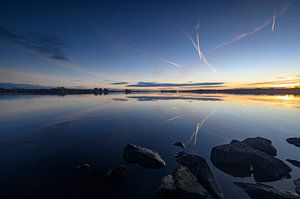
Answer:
xmin=174 ymin=141 xmax=186 ymax=149
xmin=287 ymin=138 xmax=300 ymax=147
xmin=176 ymin=152 xmax=222 ymax=199
xmin=157 ymin=166 xmax=208 ymax=199
xmin=287 ymin=159 xmax=300 ymax=168
xmin=211 ymin=141 xmax=291 ymax=182
xmin=76 ymin=163 xmax=91 ymax=172
xmin=123 ymin=143 xmax=166 ymax=169
xmin=241 ymin=137 xmax=277 ymax=156
xmin=234 ymin=182 xmax=300 ymax=199
xmin=106 ymin=165 xmax=128 ymax=183
xmin=294 ymin=178 xmax=300 ymax=195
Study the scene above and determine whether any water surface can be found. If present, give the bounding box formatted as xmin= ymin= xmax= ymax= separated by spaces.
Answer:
xmin=0 ymin=93 xmax=300 ymax=198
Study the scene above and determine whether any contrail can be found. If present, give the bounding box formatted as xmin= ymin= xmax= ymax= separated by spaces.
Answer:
xmin=128 ymin=45 xmax=184 ymax=68
xmin=272 ymin=14 xmax=276 ymax=32
xmin=209 ymin=3 xmax=290 ymax=51
xmin=196 ymin=33 xmax=202 ymax=60
xmin=187 ymin=110 xmax=215 ymax=146
xmin=209 ymin=19 xmax=272 ymax=51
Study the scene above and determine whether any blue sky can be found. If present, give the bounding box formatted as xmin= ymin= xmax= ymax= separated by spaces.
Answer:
xmin=0 ymin=0 xmax=299 ymax=89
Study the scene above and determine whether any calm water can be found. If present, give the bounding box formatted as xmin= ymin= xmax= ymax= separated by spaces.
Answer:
xmin=0 ymin=93 xmax=300 ymax=199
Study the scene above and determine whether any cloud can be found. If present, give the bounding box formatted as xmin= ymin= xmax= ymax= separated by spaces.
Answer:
xmin=110 ymin=81 xmax=129 ymax=85
xmin=0 ymin=25 xmax=69 ymax=61
xmin=127 ymin=81 xmax=224 ymax=87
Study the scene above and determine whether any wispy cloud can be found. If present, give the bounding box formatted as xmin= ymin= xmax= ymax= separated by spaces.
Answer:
xmin=0 ymin=25 xmax=69 ymax=61
xmin=209 ymin=3 xmax=290 ymax=51
xmin=128 ymin=45 xmax=184 ymax=68
xmin=127 ymin=81 xmax=224 ymax=87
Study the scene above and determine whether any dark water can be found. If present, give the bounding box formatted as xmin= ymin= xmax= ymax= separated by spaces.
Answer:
xmin=0 ymin=93 xmax=300 ymax=199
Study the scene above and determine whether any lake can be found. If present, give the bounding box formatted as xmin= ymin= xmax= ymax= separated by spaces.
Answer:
xmin=0 ymin=93 xmax=300 ymax=199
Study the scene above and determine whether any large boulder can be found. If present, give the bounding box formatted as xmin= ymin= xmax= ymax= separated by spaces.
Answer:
xmin=123 ymin=143 xmax=166 ymax=169
xmin=234 ymin=182 xmax=300 ymax=199
xmin=287 ymin=138 xmax=300 ymax=147
xmin=241 ymin=137 xmax=277 ymax=156
xmin=211 ymin=141 xmax=291 ymax=182
xmin=176 ymin=152 xmax=222 ymax=199
xmin=106 ymin=165 xmax=128 ymax=183
xmin=157 ymin=166 xmax=208 ymax=199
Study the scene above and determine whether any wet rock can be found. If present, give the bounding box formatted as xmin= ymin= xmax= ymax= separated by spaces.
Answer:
xmin=106 ymin=165 xmax=128 ymax=183
xmin=296 ymin=186 xmax=300 ymax=195
xmin=241 ymin=137 xmax=277 ymax=156
xmin=287 ymin=159 xmax=300 ymax=168
xmin=157 ymin=166 xmax=208 ymax=199
xmin=76 ymin=163 xmax=91 ymax=172
xmin=211 ymin=141 xmax=292 ymax=182
xmin=123 ymin=143 xmax=166 ymax=169
xmin=234 ymin=182 xmax=300 ymax=199
xmin=211 ymin=142 xmax=254 ymax=178
xmin=294 ymin=178 xmax=300 ymax=186
xmin=176 ymin=152 xmax=222 ymax=199
xmin=174 ymin=141 xmax=186 ymax=149
xmin=287 ymin=138 xmax=300 ymax=147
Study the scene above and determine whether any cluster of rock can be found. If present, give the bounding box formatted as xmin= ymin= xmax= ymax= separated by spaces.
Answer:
xmin=211 ymin=137 xmax=292 ymax=182
xmin=75 ymin=136 xmax=300 ymax=198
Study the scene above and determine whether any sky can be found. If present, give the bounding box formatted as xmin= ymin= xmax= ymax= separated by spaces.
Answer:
xmin=0 ymin=0 xmax=299 ymax=90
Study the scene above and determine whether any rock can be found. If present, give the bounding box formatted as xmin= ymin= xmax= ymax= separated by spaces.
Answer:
xmin=241 ymin=137 xmax=277 ymax=156
xmin=211 ymin=141 xmax=292 ymax=182
xmin=106 ymin=165 xmax=128 ymax=183
xmin=157 ymin=166 xmax=208 ymax=199
xmin=296 ymin=186 xmax=300 ymax=195
xmin=174 ymin=141 xmax=186 ymax=149
xmin=251 ymin=151 xmax=292 ymax=182
xmin=287 ymin=159 xmax=300 ymax=168
xmin=211 ymin=142 xmax=254 ymax=178
xmin=287 ymin=138 xmax=300 ymax=147
xmin=176 ymin=152 xmax=222 ymax=199
xmin=76 ymin=163 xmax=91 ymax=172
xmin=234 ymin=182 xmax=300 ymax=199
xmin=294 ymin=178 xmax=300 ymax=186
xmin=123 ymin=143 xmax=166 ymax=169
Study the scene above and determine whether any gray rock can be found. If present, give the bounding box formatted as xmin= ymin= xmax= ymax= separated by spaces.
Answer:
xmin=157 ymin=166 xmax=208 ymax=199
xmin=287 ymin=159 xmax=300 ymax=168
xmin=234 ymin=182 xmax=300 ymax=199
xmin=287 ymin=138 xmax=300 ymax=147
xmin=106 ymin=165 xmax=128 ymax=183
xmin=211 ymin=141 xmax=292 ymax=182
xmin=174 ymin=141 xmax=186 ymax=149
xmin=123 ymin=143 xmax=166 ymax=169
xmin=294 ymin=178 xmax=300 ymax=186
xmin=176 ymin=152 xmax=222 ymax=199
xmin=296 ymin=186 xmax=300 ymax=195
xmin=76 ymin=163 xmax=91 ymax=172
xmin=241 ymin=137 xmax=277 ymax=156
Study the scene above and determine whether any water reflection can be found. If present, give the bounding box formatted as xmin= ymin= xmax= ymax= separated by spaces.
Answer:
xmin=0 ymin=93 xmax=299 ymax=199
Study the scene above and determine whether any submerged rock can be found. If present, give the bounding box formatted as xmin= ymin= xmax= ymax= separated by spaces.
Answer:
xmin=106 ymin=165 xmax=128 ymax=183
xmin=294 ymin=178 xmax=300 ymax=186
xmin=157 ymin=166 xmax=208 ymax=199
xmin=176 ymin=152 xmax=222 ymax=199
xmin=234 ymin=182 xmax=300 ymax=199
xmin=211 ymin=141 xmax=291 ymax=182
xmin=241 ymin=137 xmax=277 ymax=156
xmin=287 ymin=138 xmax=300 ymax=147
xmin=76 ymin=163 xmax=91 ymax=172
xmin=174 ymin=141 xmax=186 ymax=149
xmin=287 ymin=159 xmax=300 ymax=168
xmin=123 ymin=143 xmax=166 ymax=169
